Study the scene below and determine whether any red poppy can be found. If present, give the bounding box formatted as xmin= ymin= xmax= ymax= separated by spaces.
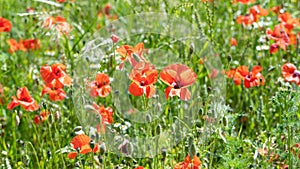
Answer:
xmin=0 ymin=17 xmax=12 ymax=32
xmin=233 ymin=0 xmax=255 ymax=4
xmin=67 ymin=134 xmax=99 ymax=159
xmin=209 ymin=69 xmax=218 ymax=79
xmin=160 ymin=64 xmax=197 ymax=101
xmin=225 ymin=65 xmax=264 ymax=88
xmin=230 ymin=38 xmax=238 ymax=46
xmin=243 ymin=66 xmax=265 ymax=88
xmin=266 ymin=24 xmax=290 ymax=52
xmin=7 ymin=39 xmax=27 ymax=53
xmin=134 ymin=167 xmax=144 ymax=169
xmin=7 ymin=87 xmax=39 ymax=112
xmin=271 ymin=6 xmax=281 ymax=14
xmin=40 ymin=63 xmax=73 ymax=89
xmin=41 ymin=84 xmax=67 ymax=101
xmin=281 ymin=63 xmax=300 ymax=85
xmin=43 ymin=16 xmax=72 ymax=35
xmin=116 ymin=43 xmax=146 ymax=69
xmin=92 ymin=103 xmax=114 ymax=124
xmin=278 ymin=12 xmax=300 ymax=33
xmin=34 ymin=110 xmax=50 ymax=125
xmin=236 ymin=14 xmax=255 ymax=26
xmin=111 ymin=34 xmax=119 ymax=43
xmin=128 ymin=62 xmax=158 ymax=98
xmin=174 ymin=155 xmax=201 ymax=169
xmin=23 ymin=39 xmax=40 ymax=50
xmin=89 ymin=73 xmax=111 ymax=98
xmin=249 ymin=5 xmax=268 ymax=22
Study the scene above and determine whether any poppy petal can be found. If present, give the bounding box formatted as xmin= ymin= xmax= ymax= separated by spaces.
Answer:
xmin=180 ymin=88 xmax=191 ymax=101
xmin=67 ymin=152 xmax=78 ymax=159
xmin=128 ymin=82 xmax=144 ymax=96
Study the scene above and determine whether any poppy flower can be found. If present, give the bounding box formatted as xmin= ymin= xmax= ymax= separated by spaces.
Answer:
xmin=7 ymin=87 xmax=39 ymax=112
xmin=116 ymin=42 xmax=146 ymax=69
xmin=40 ymin=63 xmax=73 ymax=89
xmin=225 ymin=65 xmax=265 ymax=88
xmin=134 ymin=167 xmax=144 ymax=169
xmin=249 ymin=5 xmax=268 ymax=22
xmin=281 ymin=63 xmax=300 ymax=85
xmin=43 ymin=16 xmax=72 ymax=35
xmin=278 ymin=12 xmax=300 ymax=33
xmin=89 ymin=73 xmax=112 ymax=98
xmin=243 ymin=66 xmax=265 ymax=88
xmin=23 ymin=39 xmax=40 ymax=50
xmin=128 ymin=62 xmax=158 ymax=98
xmin=266 ymin=24 xmax=290 ymax=52
xmin=92 ymin=103 xmax=114 ymax=124
xmin=233 ymin=0 xmax=255 ymax=4
xmin=0 ymin=17 xmax=12 ymax=32
xmin=7 ymin=39 xmax=27 ymax=53
xmin=111 ymin=34 xmax=119 ymax=43
xmin=67 ymin=134 xmax=99 ymax=159
xmin=236 ymin=14 xmax=255 ymax=26
xmin=209 ymin=69 xmax=218 ymax=79
xmin=41 ymin=84 xmax=67 ymax=101
xmin=174 ymin=155 xmax=201 ymax=169
xmin=230 ymin=38 xmax=238 ymax=46
xmin=34 ymin=110 xmax=50 ymax=125
xmin=160 ymin=64 xmax=197 ymax=101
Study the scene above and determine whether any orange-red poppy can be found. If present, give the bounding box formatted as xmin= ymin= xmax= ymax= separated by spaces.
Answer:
xmin=236 ymin=14 xmax=255 ymax=26
xmin=7 ymin=39 xmax=27 ymax=53
xmin=40 ymin=63 xmax=73 ymax=89
xmin=249 ymin=5 xmax=268 ymax=22
xmin=160 ymin=64 xmax=197 ymax=101
xmin=281 ymin=63 xmax=300 ymax=85
xmin=41 ymin=84 xmax=67 ymax=101
xmin=225 ymin=65 xmax=264 ymax=88
xmin=7 ymin=87 xmax=39 ymax=112
xmin=278 ymin=12 xmax=300 ymax=33
xmin=67 ymin=134 xmax=99 ymax=159
xmin=116 ymin=43 xmax=146 ymax=69
xmin=243 ymin=66 xmax=265 ymax=88
xmin=43 ymin=16 xmax=72 ymax=35
xmin=23 ymin=39 xmax=40 ymax=50
xmin=134 ymin=167 xmax=144 ymax=169
xmin=209 ymin=69 xmax=218 ymax=79
xmin=233 ymin=0 xmax=255 ymax=4
xmin=230 ymin=38 xmax=238 ymax=46
xmin=266 ymin=24 xmax=290 ymax=51
xmin=174 ymin=155 xmax=201 ymax=169
xmin=34 ymin=110 xmax=50 ymax=125
xmin=128 ymin=62 xmax=158 ymax=98
xmin=92 ymin=103 xmax=114 ymax=124
xmin=0 ymin=17 xmax=12 ymax=32
xmin=89 ymin=73 xmax=112 ymax=98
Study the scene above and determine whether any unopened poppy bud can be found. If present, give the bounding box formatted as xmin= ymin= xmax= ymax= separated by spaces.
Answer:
xmin=111 ymin=34 xmax=119 ymax=43
xmin=73 ymin=126 xmax=83 ymax=132
xmin=54 ymin=111 xmax=60 ymax=120
xmin=161 ymin=147 xmax=167 ymax=160
xmin=146 ymin=114 xmax=152 ymax=122
xmin=42 ymin=102 xmax=47 ymax=109
xmin=189 ymin=143 xmax=196 ymax=158
xmin=90 ymin=140 xmax=95 ymax=149
xmin=15 ymin=115 xmax=20 ymax=126
xmin=227 ymin=55 xmax=232 ymax=62
xmin=189 ymin=44 xmax=194 ymax=55
xmin=99 ymin=142 xmax=106 ymax=155
xmin=47 ymin=149 xmax=52 ymax=159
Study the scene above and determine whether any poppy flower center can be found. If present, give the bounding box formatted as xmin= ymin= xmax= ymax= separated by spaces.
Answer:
xmin=292 ymin=71 xmax=300 ymax=78
xmin=140 ymin=81 xmax=145 ymax=86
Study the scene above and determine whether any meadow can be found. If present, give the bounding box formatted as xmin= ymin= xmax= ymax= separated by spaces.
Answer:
xmin=0 ymin=0 xmax=300 ymax=168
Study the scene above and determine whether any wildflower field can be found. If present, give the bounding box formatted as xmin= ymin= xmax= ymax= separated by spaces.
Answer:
xmin=1 ymin=0 xmax=300 ymax=168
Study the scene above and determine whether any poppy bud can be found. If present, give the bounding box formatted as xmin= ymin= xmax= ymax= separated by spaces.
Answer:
xmin=156 ymin=124 xmax=162 ymax=135
xmin=90 ymin=140 xmax=95 ymax=150
xmin=99 ymin=142 xmax=106 ymax=155
xmin=15 ymin=114 xmax=20 ymax=126
xmin=189 ymin=44 xmax=194 ymax=55
xmin=111 ymin=34 xmax=119 ymax=43
xmin=161 ymin=147 xmax=167 ymax=160
xmin=146 ymin=114 xmax=152 ymax=122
